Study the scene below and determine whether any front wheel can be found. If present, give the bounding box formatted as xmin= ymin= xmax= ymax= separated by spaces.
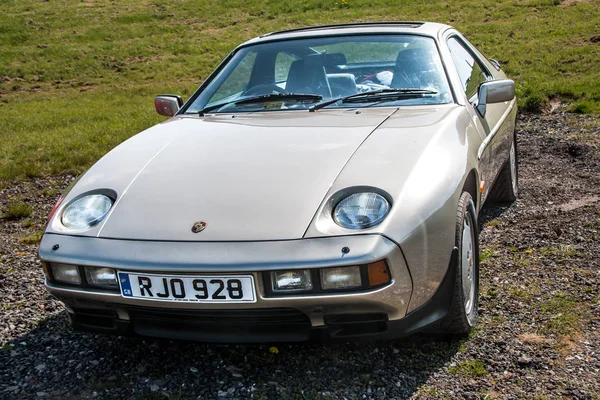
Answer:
xmin=440 ymin=191 xmax=480 ymax=334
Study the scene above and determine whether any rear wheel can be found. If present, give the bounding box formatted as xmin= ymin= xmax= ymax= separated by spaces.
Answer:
xmin=440 ymin=191 xmax=479 ymax=334
xmin=488 ymin=136 xmax=518 ymax=202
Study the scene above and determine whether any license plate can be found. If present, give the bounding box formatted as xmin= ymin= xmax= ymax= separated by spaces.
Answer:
xmin=118 ymin=272 xmax=256 ymax=303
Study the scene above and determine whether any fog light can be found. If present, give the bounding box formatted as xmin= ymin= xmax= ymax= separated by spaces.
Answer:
xmin=50 ymin=263 xmax=81 ymax=285
xmin=367 ymin=260 xmax=391 ymax=287
xmin=84 ymin=267 xmax=118 ymax=289
xmin=271 ymin=270 xmax=312 ymax=292
xmin=320 ymin=266 xmax=361 ymax=290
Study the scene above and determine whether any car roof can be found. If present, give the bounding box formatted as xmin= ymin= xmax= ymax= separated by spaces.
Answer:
xmin=240 ymin=22 xmax=452 ymax=47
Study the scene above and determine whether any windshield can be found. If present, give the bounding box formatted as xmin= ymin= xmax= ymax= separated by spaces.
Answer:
xmin=185 ymin=35 xmax=453 ymax=114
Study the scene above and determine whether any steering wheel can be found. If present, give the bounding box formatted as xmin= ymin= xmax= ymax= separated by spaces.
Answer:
xmin=243 ymin=84 xmax=287 ymax=96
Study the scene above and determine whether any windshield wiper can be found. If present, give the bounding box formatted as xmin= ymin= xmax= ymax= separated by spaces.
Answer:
xmin=309 ymin=88 xmax=438 ymax=112
xmin=235 ymin=93 xmax=322 ymax=105
xmin=198 ymin=101 xmax=233 ymax=116
xmin=199 ymin=93 xmax=322 ymax=115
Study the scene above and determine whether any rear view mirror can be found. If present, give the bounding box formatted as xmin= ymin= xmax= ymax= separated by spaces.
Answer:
xmin=476 ymin=80 xmax=515 ymax=117
xmin=154 ymin=95 xmax=183 ymax=117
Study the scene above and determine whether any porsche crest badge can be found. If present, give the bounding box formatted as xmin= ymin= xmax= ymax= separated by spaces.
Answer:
xmin=191 ymin=221 xmax=207 ymax=233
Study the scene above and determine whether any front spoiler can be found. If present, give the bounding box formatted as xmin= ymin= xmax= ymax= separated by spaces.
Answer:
xmin=40 ymin=233 xmax=457 ymax=342
xmin=48 ymin=249 xmax=459 ymax=342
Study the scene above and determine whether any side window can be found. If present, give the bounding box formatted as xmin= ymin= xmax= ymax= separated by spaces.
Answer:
xmin=447 ymin=37 xmax=489 ymax=100
xmin=275 ymin=52 xmax=297 ymax=83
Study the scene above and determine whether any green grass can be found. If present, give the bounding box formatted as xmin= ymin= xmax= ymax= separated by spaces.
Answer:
xmin=512 ymin=253 xmax=531 ymax=268
xmin=448 ymin=359 xmax=488 ymax=377
xmin=480 ymin=247 xmax=499 ymax=262
xmin=20 ymin=230 xmax=43 ymax=245
xmin=1 ymin=200 xmax=32 ymax=220
xmin=510 ymin=288 xmax=535 ymax=301
xmin=540 ymin=293 xmax=587 ymax=336
xmin=1 ymin=0 xmax=599 ymax=185
xmin=538 ymin=245 xmax=586 ymax=264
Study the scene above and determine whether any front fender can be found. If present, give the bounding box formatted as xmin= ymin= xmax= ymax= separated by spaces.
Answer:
xmin=304 ymin=104 xmax=482 ymax=311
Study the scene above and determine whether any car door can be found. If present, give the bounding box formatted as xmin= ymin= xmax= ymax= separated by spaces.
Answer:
xmin=446 ymin=35 xmax=511 ymax=201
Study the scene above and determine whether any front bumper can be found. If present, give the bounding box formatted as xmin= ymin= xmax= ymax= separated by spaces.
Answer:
xmin=39 ymin=233 xmax=456 ymax=342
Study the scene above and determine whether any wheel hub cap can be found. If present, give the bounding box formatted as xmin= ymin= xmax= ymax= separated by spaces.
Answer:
xmin=461 ymin=213 xmax=475 ymax=315
xmin=510 ymin=142 xmax=517 ymax=192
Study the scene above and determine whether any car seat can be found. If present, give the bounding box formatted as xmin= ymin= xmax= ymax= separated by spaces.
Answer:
xmin=391 ymin=48 xmax=436 ymax=89
xmin=286 ymin=56 xmax=332 ymax=98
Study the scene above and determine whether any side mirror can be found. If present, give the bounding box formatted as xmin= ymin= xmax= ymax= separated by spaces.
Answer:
xmin=154 ymin=95 xmax=183 ymax=117
xmin=476 ymin=79 xmax=515 ymax=117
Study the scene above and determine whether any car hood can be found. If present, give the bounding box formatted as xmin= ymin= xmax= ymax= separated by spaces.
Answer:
xmin=52 ymin=109 xmax=398 ymax=241
xmin=304 ymin=104 xmax=468 ymax=242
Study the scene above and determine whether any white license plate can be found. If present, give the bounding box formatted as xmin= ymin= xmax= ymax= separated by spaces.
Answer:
xmin=118 ymin=272 xmax=256 ymax=303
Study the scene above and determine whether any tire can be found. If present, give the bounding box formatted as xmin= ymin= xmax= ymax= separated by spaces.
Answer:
xmin=440 ymin=191 xmax=479 ymax=334
xmin=488 ymin=136 xmax=518 ymax=202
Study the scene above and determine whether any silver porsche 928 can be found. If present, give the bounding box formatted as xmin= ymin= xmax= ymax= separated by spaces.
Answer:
xmin=39 ymin=22 xmax=517 ymax=342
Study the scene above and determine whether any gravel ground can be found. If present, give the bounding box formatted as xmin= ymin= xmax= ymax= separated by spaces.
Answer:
xmin=0 ymin=112 xmax=599 ymax=399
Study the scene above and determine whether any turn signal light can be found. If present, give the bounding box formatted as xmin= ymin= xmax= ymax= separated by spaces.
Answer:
xmin=367 ymin=260 xmax=390 ymax=287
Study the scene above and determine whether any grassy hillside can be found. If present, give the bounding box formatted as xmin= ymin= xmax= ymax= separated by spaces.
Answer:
xmin=1 ymin=0 xmax=599 ymax=185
